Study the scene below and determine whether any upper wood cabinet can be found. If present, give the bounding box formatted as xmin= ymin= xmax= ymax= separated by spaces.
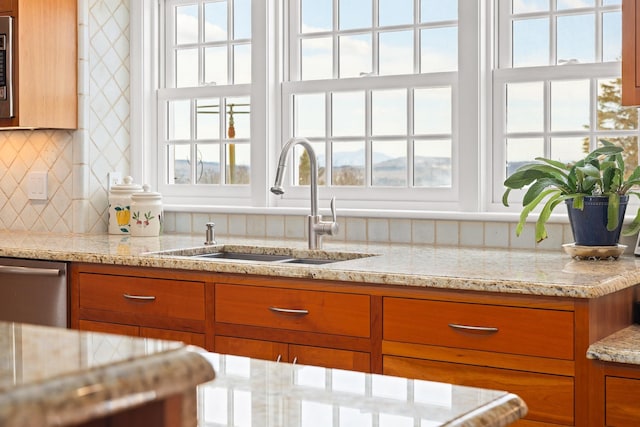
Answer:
xmin=0 ymin=0 xmax=77 ymax=129
xmin=622 ymin=0 xmax=640 ymax=105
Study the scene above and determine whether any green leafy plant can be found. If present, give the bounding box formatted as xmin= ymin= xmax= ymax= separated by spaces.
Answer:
xmin=502 ymin=140 xmax=640 ymax=243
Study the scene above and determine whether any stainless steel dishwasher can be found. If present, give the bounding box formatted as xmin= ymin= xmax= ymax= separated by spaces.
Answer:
xmin=0 ymin=258 xmax=67 ymax=327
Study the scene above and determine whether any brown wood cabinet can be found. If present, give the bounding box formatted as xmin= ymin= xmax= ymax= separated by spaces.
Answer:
xmin=590 ymin=361 xmax=640 ymax=427
xmin=71 ymin=264 xmax=208 ymax=347
xmin=0 ymin=0 xmax=77 ymax=128
xmin=622 ymin=0 xmax=640 ymax=105
xmin=69 ymin=262 xmax=639 ymax=427
xmin=214 ymin=280 xmax=375 ymax=372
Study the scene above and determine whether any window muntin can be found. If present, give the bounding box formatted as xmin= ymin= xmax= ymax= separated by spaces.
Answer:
xmin=160 ymin=0 xmax=251 ymax=199
xmin=281 ymin=0 xmax=458 ymax=205
xmin=493 ymin=0 xmax=637 ymax=207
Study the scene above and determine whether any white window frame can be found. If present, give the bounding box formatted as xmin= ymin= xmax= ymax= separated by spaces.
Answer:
xmin=131 ymin=1 xmax=628 ymax=218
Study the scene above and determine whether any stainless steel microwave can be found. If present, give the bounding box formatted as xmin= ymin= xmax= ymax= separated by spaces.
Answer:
xmin=0 ymin=16 xmax=14 ymax=119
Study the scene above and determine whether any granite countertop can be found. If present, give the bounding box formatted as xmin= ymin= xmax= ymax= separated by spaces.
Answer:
xmin=200 ymin=352 xmax=527 ymax=427
xmin=587 ymin=324 xmax=640 ymax=365
xmin=0 ymin=321 xmax=215 ymax=427
xmin=0 ymin=321 xmax=527 ymax=427
xmin=0 ymin=230 xmax=639 ymax=298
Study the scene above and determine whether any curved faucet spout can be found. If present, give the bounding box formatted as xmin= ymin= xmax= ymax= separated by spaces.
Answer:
xmin=270 ymin=137 xmax=318 ymax=216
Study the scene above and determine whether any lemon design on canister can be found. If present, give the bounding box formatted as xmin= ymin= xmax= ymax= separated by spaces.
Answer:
xmin=114 ymin=206 xmax=131 ymax=226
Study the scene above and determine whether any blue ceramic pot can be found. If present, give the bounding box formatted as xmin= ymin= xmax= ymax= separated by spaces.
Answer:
xmin=565 ymin=195 xmax=628 ymax=246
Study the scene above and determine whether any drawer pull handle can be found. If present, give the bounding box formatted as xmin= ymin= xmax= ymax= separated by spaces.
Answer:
xmin=123 ymin=293 xmax=156 ymax=301
xmin=269 ymin=306 xmax=309 ymax=315
xmin=276 ymin=355 xmax=282 ymax=363
xmin=448 ymin=323 xmax=499 ymax=333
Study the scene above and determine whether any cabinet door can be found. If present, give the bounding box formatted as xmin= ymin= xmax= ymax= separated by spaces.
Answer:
xmin=78 ymin=319 xmax=139 ymax=337
xmin=606 ymin=376 xmax=640 ymax=426
xmin=289 ymin=344 xmax=370 ymax=372
xmin=215 ymin=335 xmax=288 ymax=362
xmin=622 ymin=0 xmax=640 ymax=105
xmin=384 ymin=355 xmax=573 ymax=426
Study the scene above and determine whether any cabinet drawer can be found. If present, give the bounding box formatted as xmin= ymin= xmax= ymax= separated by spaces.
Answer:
xmin=290 ymin=344 xmax=370 ymax=372
xmin=606 ymin=376 xmax=640 ymax=426
xmin=78 ymin=273 xmax=205 ymax=321
xmin=384 ymin=355 xmax=574 ymax=426
xmin=383 ymin=298 xmax=573 ymax=360
xmin=215 ymin=283 xmax=370 ymax=337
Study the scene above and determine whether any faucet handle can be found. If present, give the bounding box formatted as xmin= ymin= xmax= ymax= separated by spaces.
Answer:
xmin=330 ymin=196 xmax=337 ymax=224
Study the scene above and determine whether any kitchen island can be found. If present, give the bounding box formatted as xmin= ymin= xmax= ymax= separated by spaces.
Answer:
xmin=0 ymin=321 xmax=527 ymax=427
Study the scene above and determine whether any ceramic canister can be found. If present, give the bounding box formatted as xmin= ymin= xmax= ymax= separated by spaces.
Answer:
xmin=130 ymin=184 xmax=163 ymax=237
xmin=108 ymin=176 xmax=143 ymax=235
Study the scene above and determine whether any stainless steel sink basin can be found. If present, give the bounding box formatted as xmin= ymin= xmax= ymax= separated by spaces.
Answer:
xmin=146 ymin=245 xmax=376 ymax=265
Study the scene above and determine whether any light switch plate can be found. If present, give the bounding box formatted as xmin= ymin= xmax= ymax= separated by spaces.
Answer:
xmin=27 ymin=171 xmax=48 ymax=200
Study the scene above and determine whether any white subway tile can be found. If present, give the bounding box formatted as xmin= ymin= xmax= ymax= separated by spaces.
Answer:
xmin=228 ymin=214 xmax=247 ymax=236
xmin=368 ymin=218 xmax=389 ymax=242
xmin=459 ymin=222 xmax=484 ymax=247
xmin=435 ymin=221 xmax=459 ymax=246
xmin=346 ymin=218 xmax=367 ymax=242
xmin=389 ymin=219 xmax=412 ymax=243
xmin=412 ymin=220 xmax=435 ymax=244
xmin=266 ymin=215 xmax=285 ymax=238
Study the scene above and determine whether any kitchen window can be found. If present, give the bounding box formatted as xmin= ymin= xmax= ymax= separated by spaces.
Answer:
xmin=132 ymin=0 xmax=634 ymax=214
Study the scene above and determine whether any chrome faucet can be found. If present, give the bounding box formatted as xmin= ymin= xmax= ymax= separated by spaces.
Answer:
xmin=271 ymin=137 xmax=339 ymax=249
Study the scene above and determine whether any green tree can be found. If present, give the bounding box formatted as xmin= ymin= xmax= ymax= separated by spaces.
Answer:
xmin=298 ymin=150 xmax=310 ymax=185
xmin=586 ymin=77 xmax=638 ymax=178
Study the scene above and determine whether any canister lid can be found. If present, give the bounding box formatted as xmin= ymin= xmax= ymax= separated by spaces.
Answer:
xmin=110 ymin=176 xmax=143 ymax=194
xmin=131 ymin=184 xmax=162 ymax=200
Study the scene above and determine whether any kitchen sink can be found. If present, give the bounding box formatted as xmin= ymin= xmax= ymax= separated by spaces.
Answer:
xmin=145 ymin=245 xmax=376 ymax=265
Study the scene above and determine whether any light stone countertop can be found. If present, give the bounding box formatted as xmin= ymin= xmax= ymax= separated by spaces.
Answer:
xmin=0 ymin=321 xmax=215 ymax=427
xmin=587 ymin=324 xmax=640 ymax=365
xmin=0 ymin=321 xmax=527 ymax=427
xmin=200 ymin=352 xmax=527 ymax=427
xmin=0 ymin=230 xmax=639 ymax=298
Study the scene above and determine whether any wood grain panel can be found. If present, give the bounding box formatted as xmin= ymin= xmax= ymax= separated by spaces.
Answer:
xmin=78 ymin=319 xmax=139 ymax=337
xmin=384 ymin=297 xmax=574 ymax=360
xmin=214 ymin=335 xmax=287 ymax=362
xmin=383 ymin=355 xmax=574 ymax=426
xmin=140 ymin=326 xmax=205 ymax=347
xmin=289 ymin=344 xmax=370 ymax=372
xmin=215 ymin=283 xmax=370 ymax=337
xmin=606 ymin=376 xmax=640 ymax=426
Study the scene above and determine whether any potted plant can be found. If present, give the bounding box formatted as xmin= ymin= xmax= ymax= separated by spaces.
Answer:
xmin=502 ymin=140 xmax=640 ymax=246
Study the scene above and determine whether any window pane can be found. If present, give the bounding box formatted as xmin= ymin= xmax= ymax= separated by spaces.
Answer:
xmin=196 ymin=143 xmax=221 ymax=184
xmin=332 ymin=91 xmax=365 ymax=137
xmin=294 ymin=142 xmax=326 ymax=185
xmin=294 ymin=93 xmax=325 ymax=137
xmin=513 ymin=18 xmax=549 ymax=67
xmin=372 ymin=90 xmax=407 ymax=136
xmin=233 ymin=0 xmax=251 ymax=39
xmin=205 ymin=46 xmax=228 ymax=85
xmin=414 ymin=87 xmax=452 ymax=135
xmin=226 ymin=97 xmax=250 ymax=139
xmin=421 ymin=0 xmax=457 ymax=22
xmin=331 ymin=92 xmax=365 ymax=136
xmin=550 ymin=137 xmax=588 ymax=164
xmin=550 ymin=79 xmax=589 ymax=132
xmin=512 ymin=0 xmax=549 ymax=14
xmin=204 ymin=1 xmax=227 ymax=42
xmin=379 ymin=30 xmax=414 ymax=75
xmin=301 ymin=37 xmax=333 ymax=80
xmin=169 ymin=145 xmax=192 ymax=184
xmin=302 ymin=0 xmax=332 ymax=33
xmin=602 ymin=11 xmax=621 ymax=62
xmin=414 ymin=139 xmax=451 ymax=187
xmin=196 ymin=98 xmax=220 ymax=139
xmin=597 ymin=78 xmax=637 ymax=130
xmin=603 ymin=0 xmax=621 ymax=5
xmin=226 ymin=143 xmax=250 ymax=184
xmin=332 ymin=141 xmax=365 ymax=186
xmin=176 ymin=48 xmax=199 ymax=87
xmin=557 ymin=0 xmax=594 ymax=10
xmin=506 ymin=138 xmax=544 ymax=176
xmin=176 ymin=5 xmax=198 ymax=45
xmin=339 ymin=0 xmax=371 ymax=30
xmin=372 ymin=140 xmax=407 ymax=186
xmin=339 ymin=34 xmax=372 ymax=78
xmin=233 ymin=44 xmax=251 ymax=84
xmin=168 ymin=100 xmax=191 ymax=140
xmin=506 ymin=82 xmax=544 ymax=133
xmin=420 ymin=27 xmax=457 ymax=73
xmin=379 ymin=0 xmax=413 ymax=26
xmin=557 ymin=14 xmax=595 ymax=64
